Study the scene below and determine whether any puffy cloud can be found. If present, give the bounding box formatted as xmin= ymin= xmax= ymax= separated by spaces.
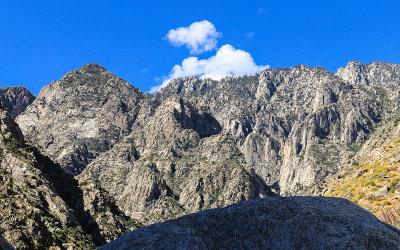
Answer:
xmin=165 ymin=20 xmax=221 ymax=54
xmin=149 ymin=44 xmax=268 ymax=93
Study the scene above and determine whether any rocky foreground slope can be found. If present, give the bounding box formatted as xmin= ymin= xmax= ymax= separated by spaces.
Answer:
xmin=101 ymin=196 xmax=400 ymax=249
xmin=0 ymin=104 xmax=139 ymax=248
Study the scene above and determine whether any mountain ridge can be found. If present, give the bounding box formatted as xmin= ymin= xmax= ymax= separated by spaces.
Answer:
xmin=3 ymin=60 xmax=400 ymax=248
xmin=0 ymin=101 xmax=140 ymax=248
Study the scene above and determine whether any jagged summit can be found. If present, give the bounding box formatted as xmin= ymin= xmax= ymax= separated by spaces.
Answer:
xmin=16 ymin=63 xmax=146 ymax=175
xmin=79 ymin=63 xmax=108 ymax=73
xmin=63 ymin=63 xmax=108 ymax=77
xmin=56 ymin=63 xmax=138 ymax=92
xmin=337 ymin=60 xmax=400 ymax=87
xmin=0 ymin=86 xmax=35 ymax=118
xmin=59 ymin=63 xmax=107 ymax=82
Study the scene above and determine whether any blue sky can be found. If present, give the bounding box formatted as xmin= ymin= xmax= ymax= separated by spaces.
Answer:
xmin=1 ymin=0 xmax=399 ymax=95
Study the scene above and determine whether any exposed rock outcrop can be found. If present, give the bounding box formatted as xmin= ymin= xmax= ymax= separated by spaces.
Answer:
xmin=337 ymin=61 xmax=400 ymax=88
xmin=101 ymin=196 xmax=400 ymax=249
xmin=0 ymin=103 xmax=139 ymax=248
xmin=16 ymin=64 xmax=146 ymax=175
xmin=156 ymin=64 xmax=397 ymax=195
xmin=324 ymin=114 xmax=400 ymax=229
xmin=79 ymin=96 xmax=270 ymax=225
xmin=11 ymin=61 xmax=400 ymax=237
xmin=0 ymin=86 xmax=35 ymax=118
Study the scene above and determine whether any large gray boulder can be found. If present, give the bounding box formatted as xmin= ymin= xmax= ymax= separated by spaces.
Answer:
xmin=101 ymin=196 xmax=400 ymax=249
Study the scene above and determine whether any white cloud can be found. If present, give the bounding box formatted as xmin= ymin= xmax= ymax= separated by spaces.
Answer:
xmin=257 ymin=8 xmax=269 ymax=14
xmin=246 ymin=32 xmax=254 ymax=38
xmin=165 ymin=20 xmax=221 ymax=55
xmin=149 ymin=44 xmax=268 ymax=93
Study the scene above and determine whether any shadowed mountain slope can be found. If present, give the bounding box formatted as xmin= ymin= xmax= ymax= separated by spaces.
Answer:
xmin=0 ymin=103 xmax=140 ymax=248
xmin=101 ymin=196 xmax=400 ymax=249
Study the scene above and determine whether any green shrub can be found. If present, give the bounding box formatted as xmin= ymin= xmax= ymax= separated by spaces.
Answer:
xmin=5 ymin=138 xmax=20 ymax=153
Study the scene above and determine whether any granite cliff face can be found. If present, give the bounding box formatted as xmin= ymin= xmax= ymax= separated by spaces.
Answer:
xmin=79 ymin=96 xmax=270 ymax=225
xmin=0 ymin=86 xmax=35 ymax=118
xmin=101 ymin=196 xmax=400 ymax=249
xmin=337 ymin=61 xmax=400 ymax=88
xmin=16 ymin=64 xmax=145 ymax=175
xmin=0 ymin=103 xmax=139 ymax=248
xmin=156 ymin=62 xmax=400 ymax=195
xmin=9 ymin=61 xmax=400 ymax=245
xmin=18 ymin=61 xmax=400 ymax=196
xmin=15 ymin=64 xmax=273 ymax=226
xmin=324 ymin=114 xmax=400 ymax=229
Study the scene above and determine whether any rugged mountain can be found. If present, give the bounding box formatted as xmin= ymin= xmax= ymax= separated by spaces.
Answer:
xmin=79 ymin=96 xmax=271 ymax=225
xmin=156 ymin=62 xmax=400 ymax=195
xmin=337 ymin=61 xmax=400 ymax=88
xmin=324 ymin=114 xmax=400 ymax=229
xmin=101 ymin=196 xmax=400 ymax=249
xmin=16 ymin=61 xmax=400 ymax=197
xmin=0 ymin=103 xmax=140 ymax=248
xmin=13 ymin=63 xmax=270 ymax=226
xmin=10 ymin=61 xmax=400 ymax=243
xmin=0 ymin=86 xmax=35 ymax=118
xmin=16 ymin=64 xmax=146 ymax=175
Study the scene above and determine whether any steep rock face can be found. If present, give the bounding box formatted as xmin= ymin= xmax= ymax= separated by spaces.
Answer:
xmin=337 ymin=60 xmax=400 ymax=88
xmin=156 ymin=64 xmax=393 ymax=195
xmin=79 ymin=96 xmax=270 ymax=225
xmin=0 ymin=86 xmax=35 ymax=118
xmin=0 ymin=104 xmax=140 ymax=248
xmin=101 ymin=196 xmax=400 ymax=249
xmin=324 ymin=113 xmax=400 ymax=229
xmin=16 ymin=64 xmax=146 ymax=174
xmin=0 ymin=104 xmax=93 ymax=249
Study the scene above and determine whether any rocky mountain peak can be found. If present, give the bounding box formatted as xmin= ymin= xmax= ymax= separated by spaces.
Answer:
xmin=58 ymin=63 xmax=132 ymax=90
xmin=294 ymin=64 xmax=311 ymax=70
xmin=336 ymin=60 xmax=400 ymax=88
xmin=71 ymin=63 xmax=108 ymax=76
xmin=16 ymin=63 xmax=147 ymax=174
xmin=0 ymin=86 xmax=35 ymax=118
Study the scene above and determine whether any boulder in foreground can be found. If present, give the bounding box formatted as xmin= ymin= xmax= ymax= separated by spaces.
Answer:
xmin=101 ymin=196 xmax=400 ymax=249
